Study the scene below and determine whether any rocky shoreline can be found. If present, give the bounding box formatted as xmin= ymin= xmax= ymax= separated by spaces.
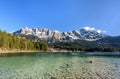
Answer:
xmin=0 ymin=48 xmax=73 ymax=54
xmin=0 ymin=48 xmax=120 ymax=56
xmin=0 ymin=50 xmax=36 ymax=53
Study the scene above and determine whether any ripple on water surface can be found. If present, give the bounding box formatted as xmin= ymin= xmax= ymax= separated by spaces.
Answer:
xmin=0 ymin=53 xmax=120 ymax=79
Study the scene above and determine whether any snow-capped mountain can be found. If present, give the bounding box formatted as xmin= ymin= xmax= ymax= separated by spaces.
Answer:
xmin=13 ymin=27 xmax=108 ymax=42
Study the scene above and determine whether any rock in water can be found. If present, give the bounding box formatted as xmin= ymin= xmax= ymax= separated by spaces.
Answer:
xmin=51 ymin=77 xmax=56 ymax=79
xmin=89 ymin=60 xmax=95 ymax=63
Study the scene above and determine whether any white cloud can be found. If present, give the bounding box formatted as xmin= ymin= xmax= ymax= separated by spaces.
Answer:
xmin=83 ymin=26 xmax=106 ymax=34
xmin=83 ymin=26 xmax=95 ymax=31
xmin=97 ymin=30 xmax=102 ymax=33
xmin=103 ymin=30 xmax=106 ymax=33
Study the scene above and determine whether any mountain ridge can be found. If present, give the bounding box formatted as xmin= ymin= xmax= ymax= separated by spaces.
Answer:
xmin=13 ymin=27 xmax=108 ymax=42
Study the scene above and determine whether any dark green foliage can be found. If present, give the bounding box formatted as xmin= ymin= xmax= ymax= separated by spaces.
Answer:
xmin=0 ymin=30 xmax=48 ymax=51
xmin=33 ymin=42 xmax=47 ymax=51
xmin=53 ymin=38 xmax=120 ymax=52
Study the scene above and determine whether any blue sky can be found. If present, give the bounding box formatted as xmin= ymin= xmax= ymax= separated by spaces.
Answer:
xmin=0 ymin=0 xmax=120 ymax=36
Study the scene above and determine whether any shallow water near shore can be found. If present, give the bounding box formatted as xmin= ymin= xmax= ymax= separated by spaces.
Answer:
xmin=0 ymin=52 xmax=120 ymax=79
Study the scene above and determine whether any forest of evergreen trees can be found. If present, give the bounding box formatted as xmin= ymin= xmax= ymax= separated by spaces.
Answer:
xmin=53 ymin=39 xmax=120 ymax=52
xmin=0 ymin=30 xmax=48 ymax=51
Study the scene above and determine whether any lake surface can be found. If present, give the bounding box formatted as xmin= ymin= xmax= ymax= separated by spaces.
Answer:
xmin=0 ymin=52 xmax=120 ymax=79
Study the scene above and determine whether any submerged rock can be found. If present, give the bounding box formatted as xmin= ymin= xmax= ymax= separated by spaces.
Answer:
xmin=51 ymin=77 xmax=57 ymax=79
xmin=89 ymin=60 xmax=95 ymax=63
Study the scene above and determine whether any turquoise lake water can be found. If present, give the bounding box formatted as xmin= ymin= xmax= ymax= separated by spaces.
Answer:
xmin=0 ymin=53 xmax=120 ymax=79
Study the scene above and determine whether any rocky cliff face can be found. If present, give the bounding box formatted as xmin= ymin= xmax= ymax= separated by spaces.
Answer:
xmin=13 ymin=27 xmax=108 ymax=42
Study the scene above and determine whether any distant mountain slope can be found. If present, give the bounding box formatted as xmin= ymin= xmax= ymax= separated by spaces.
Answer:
xmin=97 ymin=36 xmax=120 ymax=43
xmin=96 ymin=36 xmax=120 ymax=48
xmin=13 ymin=27 xmax=108 ymax=42
xmin=53 ymin=36 xmax=120 ymax=52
